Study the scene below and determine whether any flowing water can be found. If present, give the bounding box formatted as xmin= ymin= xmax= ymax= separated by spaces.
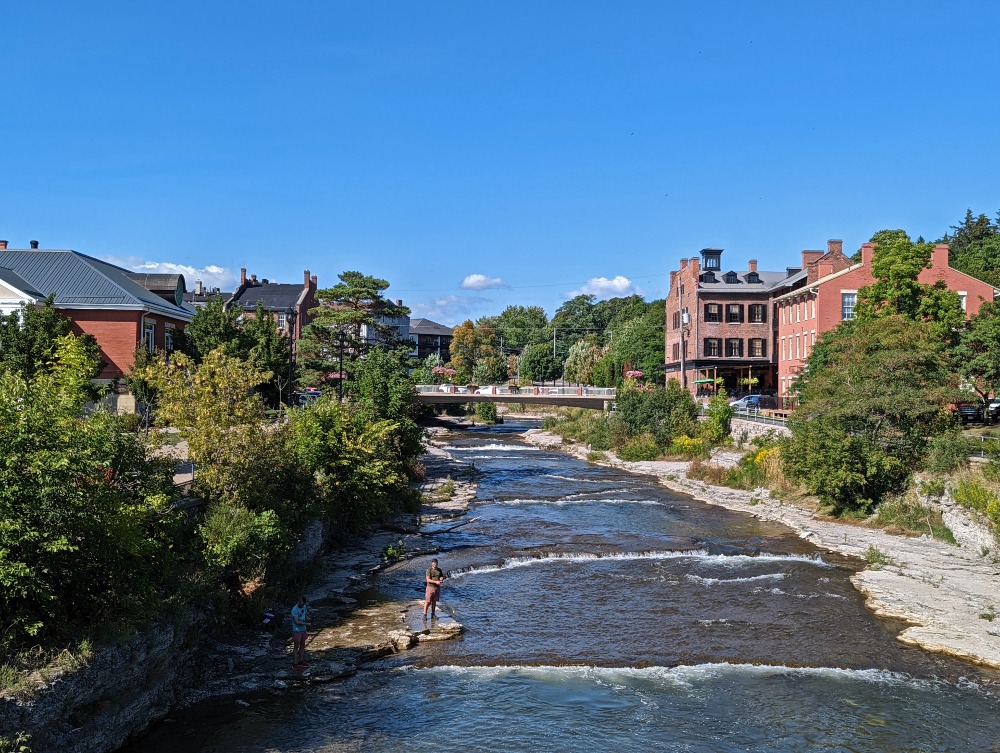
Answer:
xmin=127 ymin=421 xmax=1000 ymax=752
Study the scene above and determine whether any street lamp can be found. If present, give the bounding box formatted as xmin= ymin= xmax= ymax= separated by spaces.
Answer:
xmin=286 ymin=307 xmax=297 ymax=407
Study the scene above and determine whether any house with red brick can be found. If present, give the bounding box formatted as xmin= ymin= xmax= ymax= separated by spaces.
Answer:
xmin=665 ymin=248 xmax=803 ymax=397
xmin=0 ymin=241 xmax=193 ymax=382
xmin=225 ymin=268 xmax=317 ymax=342
xmin=775 ymin=241 xmax=999 ymax=402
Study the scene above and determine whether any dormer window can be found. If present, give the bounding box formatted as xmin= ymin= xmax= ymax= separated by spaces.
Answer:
xmin=746 ymin=272 xmax=760 ymax=284
xmin=724 ymin=272 xmax=739 ymax=284
xmin=700 ymin=272 xmax=717 ymax=283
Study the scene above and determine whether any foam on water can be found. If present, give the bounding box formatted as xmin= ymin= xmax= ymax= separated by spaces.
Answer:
xmin=443 ymin=443 xmax=539 ymax=452
xmin=686 ymin=572 xmax=786 ymax=586
xmin=448 ymin=550 xmax=830 ymax=579
xmin=494 ymin=496 xmax=662 ymax=507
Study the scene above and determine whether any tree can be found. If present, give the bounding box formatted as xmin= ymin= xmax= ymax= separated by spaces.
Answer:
xmin=782 ymin=317 xmax=955 ymax=514
xmin=855 ymin=230 xmax=964 ymax=344
xmin=956 ymin=301 xmax=1000 ymax=399
xmin=242 ymin=304 xmax=292 ymax=407
xmin=615 ymin=378 xmax=698 ymax=448
xmin=602 ymin=301 xmax=666 ymax=383
xmin=563 ymin=337 xmax=604 ymax=385
xmin=519 ymin=342 xmax=561 ymax=383
xmin=0 ymin=296 xmax=101 ymax=383
xmin=448 ymin=320 xmax=499 ymax=383
xmin=941 ymin=208 xmax=999 ymax=265
xmin=349 ymin=347 xmax=424 ymax=464
xmin=478 ymin=305 xmax=549 ymax=352
xmin=183 ymin=296 xmax=244 ymax=361
xmin=0 ymin=335 xmax=176 ymax=652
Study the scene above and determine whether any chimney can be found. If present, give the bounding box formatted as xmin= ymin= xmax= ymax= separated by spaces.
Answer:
xmin=748 ymin=259 xmax=758 ymax=273
xmin=311 ymin=274 xmax=317 ymax=287
xmin=396 ymin=299 xmax=403 ymax=306
xmin=29 ymin=240 xmax=39 ymax=249
xmin=261 ymin=278 xmax=269 ymax=285
xmin=827 ymin=239 xmax=843 ymax=256
xmin=0 ymin=241 xmax=7 ymax=249
xmin=930 ymin=243 xmax=949 ymax=271
xmin=860 ymin=243 xmax=875 ymax=267
xmin=802 ymin=251 xmax=824 ymax=282
xmin=250 ymin=274 xmax=258 ymax=284
xmin=195 ymin=279 xmax=204 ymax=295
xmin=304 ymin=269 xmax=311 ymax=286
xmin=690 ymin=257 xmax=700 ymax=275
xmin=680 ymin=258 xmax=688 ymax=271
xmin=240 ymin=267 xmax=247 ymax=285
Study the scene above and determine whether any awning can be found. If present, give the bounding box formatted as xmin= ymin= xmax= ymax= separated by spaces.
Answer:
xmin=693 ymin=378 xmax=716 ymax=384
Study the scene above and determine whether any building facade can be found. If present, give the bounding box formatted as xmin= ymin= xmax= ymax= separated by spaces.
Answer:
xmin=409 ymin=317 xmax=454 ymax=361
xmin=775 ymin=241 xmax=998 ymax=401
xmin=226 ymin=268 xmax=318 ymax=342
xmin=0 ymin=242 xmax=193 ymax=381
xmin=665 ymin=248 xmax=800 ymax=397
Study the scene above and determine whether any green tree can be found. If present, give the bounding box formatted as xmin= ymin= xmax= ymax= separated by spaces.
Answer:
xmin=782 ymin=317 xmax=955 ymax=514
xmin=955 ymin=301 xmax=1000 ymax=399
xmin=183 ymin=296 xmax=244 ymax=361
xmin=615 ymin=378 xmax=698 ymax=448
xmin=0 ymin=335 xmax=177 ymax=653
xmin=563 ymin=337 xmax=604 ymax=385
xmin=855 ymin=230 xmax=964 ymax=343
xmin=602 ymin=301 xmax=666 ymax=383
xmin=479 ymin=305 xmax=549 ymax=352
xmin=519 ymin=342 xmax=561 ymax=383
xmin=0 ymin=296 xmax=101 ymax=383
xmin=349 ymin=347 xmax=424 ymax=464
xmin=243 ymin=304 xmax=292 ymax=406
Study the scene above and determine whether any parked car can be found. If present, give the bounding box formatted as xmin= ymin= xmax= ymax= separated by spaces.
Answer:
xmin=474 ymin=386 xmax=495 ymax=394
xmin=954 ymin=402 xmax=985 ymax=424
xmin=987 ymin=399 xmax=1000 ymax=423
xmin=729 ymin=395 xmax=762 ymax=411
xmin=438 ymin=384 xmax=469 ymax=394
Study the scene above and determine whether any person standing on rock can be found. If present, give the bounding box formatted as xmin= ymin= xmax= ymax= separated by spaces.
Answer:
xmin=291 ymin=596 xmax=310 ymax=670
xmin=424 ymin=558 xmax=445 ymax=620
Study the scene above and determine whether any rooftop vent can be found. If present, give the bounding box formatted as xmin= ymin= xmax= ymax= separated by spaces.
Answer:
xmin=29 ymin=240 xmax=39 ymax=249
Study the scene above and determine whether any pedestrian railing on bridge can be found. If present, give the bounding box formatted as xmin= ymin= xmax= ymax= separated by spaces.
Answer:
xmin=415 ymin=385 xmax=616 ymax=398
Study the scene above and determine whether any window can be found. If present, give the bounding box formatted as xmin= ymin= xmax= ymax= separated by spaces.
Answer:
xmin=795 ymin=300 xmax=800 ymax=322
xmin=726 ymin=304 xmax=744 ymax=323
xmin=749 ymin=338 xmax=766 ymax=358
xmin=704 ymin=338 xmax=722 ymax=357
xmin=701 ymin=272 xmax=717 ymax=283
xmin=811 ymin=299 xmax=816 ymax=319
xmin=164 ymin=327 xmax=174 ymax=353
xmin=144 ymin=321 xmax=156 ymax=353
xmin=746 ymin=272 xmax=760 ymax=284
xmin=959 ymin=293 xmax=967 ymax=312
xmin=672 ymin=311 xmax=681 ymax=329
xmin=725 ymin=338 xmax=743 ymax=357
xmin=704 ymin=255 xmax=720 ymax=270
xmin=795 ymin=334 xmax=800 ymax=359
xmin=841 ymin=292 xmax=857 ymax=320
xmin=705 ymin=304 xmax=721 ymax=323
xmin=781 ymin=336 xmax=786 ymax=361
xmin=724 ymin=272 xmax=738 ymax=284
xmin=781 ymin=303 xmax=786 ymax=325
xmin=671 ymin=343 xmax=680 ymax=360
xmin=748 ymin=304 xmax=767 ymax=323
xmin=277 ymin=312 xmax=287 ymax=330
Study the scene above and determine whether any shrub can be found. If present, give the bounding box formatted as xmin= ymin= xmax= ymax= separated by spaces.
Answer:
xmin=616 ymin=433 xmax=661 ymax=462
xmin=198 ymin=503 xmax=292 ymax=578
xmin=687 ymin=459 xmax=728 ymax=485
xmin=475 ymin=401 xmax=499 ymax=423
xmin=922 ymin=431 xmax=975 ymax=474
xmin=951 ymin=477 xmax=1000 ymax=540
xmin=544 ymin=408 xmax=612 ymax=450
xmin=667 ymin=435 xmax=707 ymax=458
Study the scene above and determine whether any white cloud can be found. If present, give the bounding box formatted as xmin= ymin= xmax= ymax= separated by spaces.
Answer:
xmin=461 ymin=273 xmax=506 ymax=290
xmin=410 ymin=295 xmax=490 ymax=327
xmin=566 ymin=275 xmax=637 ymax=299
xmin=100 ymin=255 xmax=238 ymax=292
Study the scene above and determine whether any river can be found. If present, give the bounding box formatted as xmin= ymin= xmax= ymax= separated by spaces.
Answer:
xmin=125 ymin=420 xmax=1000 ymax=752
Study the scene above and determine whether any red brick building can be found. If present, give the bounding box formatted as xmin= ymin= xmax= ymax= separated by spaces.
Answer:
xmin=0 ymin=242 xmax=193 ymax=381
xmin=775 ymin=241 xmax=998 ymax=401
xmin=665 ymin=248 xmax=801 ymax=397
xmin=225 ymin=268 xmax=317 ymax=342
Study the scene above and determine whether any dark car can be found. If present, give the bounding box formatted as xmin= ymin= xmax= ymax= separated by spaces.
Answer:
xmin=987 ymin=399 xmax=1000 ymax=423
xmin=954 ymin=402 xmax=985 ymax=424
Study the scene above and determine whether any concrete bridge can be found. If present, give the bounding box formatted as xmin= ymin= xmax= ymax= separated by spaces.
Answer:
xmin=415 ymin=385 xmax=615 ymax=410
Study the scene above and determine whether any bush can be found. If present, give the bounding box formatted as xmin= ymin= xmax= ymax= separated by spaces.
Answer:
xmin=951 ymin=477 xmax=1000 ymax=540
xmin=616 ymin=433 xmax=661 ymax=461
xmin=199 ymin=503 xmax=292 ymax=577
xmin=922 ymin=431 xmax=975 ymax=474
xmin=667 ymin=435 xmax=707 ymax=458
xmin=544 ymin=408 xmax=612 ymax=450
xmin=475 ymin=401 xmax=499 ymax=423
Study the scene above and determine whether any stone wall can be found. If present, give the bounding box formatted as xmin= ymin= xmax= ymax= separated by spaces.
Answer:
xmin=730 ymin=417 xmax=791 ymax=443
xmin=0 ymin=611 xmax=205 ymax=753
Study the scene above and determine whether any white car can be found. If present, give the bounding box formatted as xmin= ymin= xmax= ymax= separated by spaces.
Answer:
xmin=729 ymin=395 xmax=761 ymax=410
xmin=438 ymin=384 xmax=469 ymax=393
xmin=474 ymin=386 xmax=494 ymax=395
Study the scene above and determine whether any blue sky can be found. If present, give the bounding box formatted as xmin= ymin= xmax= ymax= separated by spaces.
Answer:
xmin=2 ymin=2 xmax=999 ymax=325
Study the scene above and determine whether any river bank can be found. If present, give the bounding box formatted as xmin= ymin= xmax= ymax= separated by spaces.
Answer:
xmin=523 ymin=428 xmax=1000 ymax=671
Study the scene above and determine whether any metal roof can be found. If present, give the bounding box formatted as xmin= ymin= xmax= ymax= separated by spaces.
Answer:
xmin=0 ymin=266 xmax=45 ymax=299
xmin=409 ymin=317 xmax=454 ymax=337
xmin=230 ymin=283 xmax=304 ymax=310
xmin=0 ymin=249 xmax=193 ymax=320
xmin=696 ymin=269 xmax=797 ymax=293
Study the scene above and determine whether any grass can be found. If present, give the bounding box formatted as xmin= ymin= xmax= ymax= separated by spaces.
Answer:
xmin=383 ymin=541 xmax=406 ymax=560
xmin=864 ymin=545 xmax=897 ymax=569
xmin=980 ymin=605 xmax=997 ymax=622
xmin=871 ymin=492 xmax=955 ymax=543
xmin=0 ymin=637 xmax=95 ymax=700
xmin=586 ymin=451 xmax=606 ymax=463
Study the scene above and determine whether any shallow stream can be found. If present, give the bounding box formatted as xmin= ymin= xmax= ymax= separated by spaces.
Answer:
xmin=125 ymin=420 xmax=1000 ymax=751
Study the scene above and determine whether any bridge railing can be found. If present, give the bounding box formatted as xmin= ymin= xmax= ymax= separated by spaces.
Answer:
xmin=415 ymin=384 xmax=616 ymax=397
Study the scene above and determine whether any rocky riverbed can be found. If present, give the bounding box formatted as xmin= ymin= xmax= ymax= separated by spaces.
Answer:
xmin=523 ymin=428 xmax=1000 ymax=670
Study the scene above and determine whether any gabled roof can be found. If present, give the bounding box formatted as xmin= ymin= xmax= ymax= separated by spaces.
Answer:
xmin=229 ymin=283 xmax=304 ymax=311
xmin=0 ymin=249 xmax=193 ymax=320
xmin=0 ymin=266 xmax=44 ymax=300
xmin=409 ymin=317 xmax=454 ymax=337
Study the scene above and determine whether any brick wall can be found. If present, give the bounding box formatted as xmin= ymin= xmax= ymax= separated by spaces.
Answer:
xmin=66 ymin=309 xmax=187 ymax=380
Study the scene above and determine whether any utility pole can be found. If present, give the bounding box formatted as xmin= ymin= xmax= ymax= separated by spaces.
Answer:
xmin=337 ymin=330 xmax=345 ymax=401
